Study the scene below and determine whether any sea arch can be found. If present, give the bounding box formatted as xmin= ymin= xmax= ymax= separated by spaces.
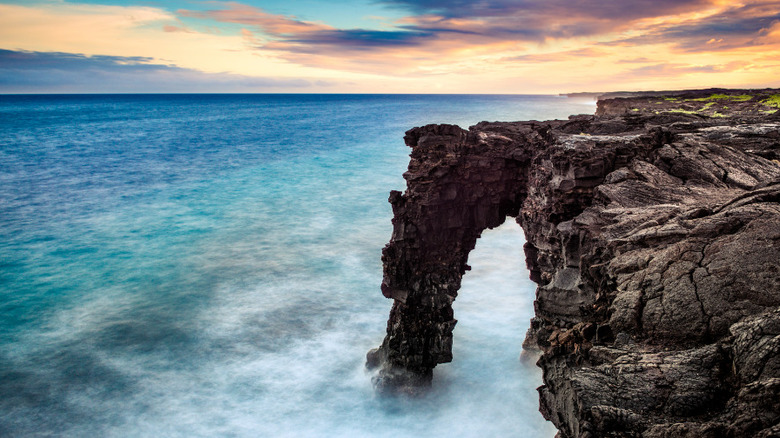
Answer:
xmin=366 ymin=122 xmax=550 ymax=392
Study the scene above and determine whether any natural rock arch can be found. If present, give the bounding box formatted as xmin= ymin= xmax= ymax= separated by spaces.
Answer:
xmin=366 ymin=123 xmax=547 ymax=392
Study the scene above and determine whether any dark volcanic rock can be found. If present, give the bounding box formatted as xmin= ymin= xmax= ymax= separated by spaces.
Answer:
xmin=368 ymin=89 xmax=780 ymax=436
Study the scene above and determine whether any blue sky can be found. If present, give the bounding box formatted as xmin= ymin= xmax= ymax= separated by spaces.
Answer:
xmin=1 ymin=0 xmax=780 ymax=93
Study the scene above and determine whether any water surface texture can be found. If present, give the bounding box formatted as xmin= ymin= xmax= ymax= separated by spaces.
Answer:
xmin=0 ymin=94 xmax=595 ymax=437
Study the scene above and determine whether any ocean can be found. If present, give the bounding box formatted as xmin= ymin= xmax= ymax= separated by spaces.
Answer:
xmin=0 ymin=94 xmax=595 ymax=437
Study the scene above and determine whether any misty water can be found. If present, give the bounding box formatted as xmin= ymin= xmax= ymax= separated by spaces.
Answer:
xmin=0 ymin=94 xmax=595 ymax=437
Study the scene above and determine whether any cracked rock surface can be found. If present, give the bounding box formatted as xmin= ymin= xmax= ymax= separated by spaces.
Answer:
xmin=367 ymin=89 xmax=780 ymax=437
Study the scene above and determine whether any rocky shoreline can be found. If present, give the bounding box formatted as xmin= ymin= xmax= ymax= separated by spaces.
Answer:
xmin=367 ymin=89 xmax=780 ymax=437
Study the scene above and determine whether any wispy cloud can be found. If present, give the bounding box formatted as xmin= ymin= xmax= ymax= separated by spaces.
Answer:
xmin=273 ymin=29 xmax=434 ymax=50
xmin=178 ymin=2 xmax=436 ymax=51
xmin=502 ymin=48 xmax=606 ymax=63
xmin=178 ymin=2 xmax=331 ymax=36
xmin=628 ymin=62 xmax=728 ymax=76
xmin=603 ymin=2 xmax=780 ymax=51
xmin=380 ymin=0 xmax=720 ymax=39
xmin=0 ymin=49 xmax=325 ymax=93
xmin=379 ymin=0 xmax=714 ymax=20
xmin=175 ymin=2 xmax=455 ymax=74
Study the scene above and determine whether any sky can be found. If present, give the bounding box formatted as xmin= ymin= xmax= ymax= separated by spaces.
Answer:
xmin=1 ymin=0 xmax=779 ymax=93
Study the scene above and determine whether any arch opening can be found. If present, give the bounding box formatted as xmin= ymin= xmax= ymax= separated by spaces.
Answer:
xmin=449 ymin=220 xmax=540 ymax=376
xmin=410 ymin=220 xmax=557 ymax=435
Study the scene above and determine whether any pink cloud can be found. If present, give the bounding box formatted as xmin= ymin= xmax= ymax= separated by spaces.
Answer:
xmin=163 ymin=25 xmax=192 ymax=33
xmin=177 ymin=2 xmax=332 ymax=36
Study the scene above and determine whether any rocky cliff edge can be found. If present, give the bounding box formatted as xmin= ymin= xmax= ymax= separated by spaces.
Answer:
xmin=367 ymin=89 xmax=780 ymax=437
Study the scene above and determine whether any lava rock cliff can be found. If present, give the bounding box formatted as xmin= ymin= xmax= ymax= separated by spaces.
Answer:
xmin=367 ymin=89 xmax=780 ymax=437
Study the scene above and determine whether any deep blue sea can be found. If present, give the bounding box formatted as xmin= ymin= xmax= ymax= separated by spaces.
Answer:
xmin=0 ymin=94 xmax=595 ymax=437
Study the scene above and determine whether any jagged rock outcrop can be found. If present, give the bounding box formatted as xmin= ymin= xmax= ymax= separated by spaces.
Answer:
xmin=367 ymin=89 xmax=780 ymax=437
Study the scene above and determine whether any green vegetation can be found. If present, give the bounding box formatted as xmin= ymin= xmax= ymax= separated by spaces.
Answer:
xmin=763 ymin=94 xmax=780 ymax=108
xmin=689 ymin=93 xmax=753 ymax=102
xmin=689 ymin=94 xmax=729 ymax=101
xmin=666 ymin=109 xmax=698 ymax=114
xmin=728 ymin=94 xmax=753 ymax=102
xmin=637 ymin=92 xmax=778 ymax=117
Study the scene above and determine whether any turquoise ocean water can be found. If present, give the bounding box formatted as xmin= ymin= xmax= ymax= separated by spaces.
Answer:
xmin=0 ymin=94 xmax=595 ymax=437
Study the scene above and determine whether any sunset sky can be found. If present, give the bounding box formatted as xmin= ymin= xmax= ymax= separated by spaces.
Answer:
xmin=1 ymin=0 xmax=779 ymax=93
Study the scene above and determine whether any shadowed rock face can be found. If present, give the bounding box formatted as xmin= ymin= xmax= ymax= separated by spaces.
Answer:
xmin=367 ymin=89 xmax=780 ymax=437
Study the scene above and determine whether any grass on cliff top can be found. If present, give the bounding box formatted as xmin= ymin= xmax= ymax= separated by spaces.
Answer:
xmin=763 ymin=94 xmax=780 ymax=108
xmin=660 ymin=102 xmax=718 ymax=116
xmin=642 ymin=92 xmax=778 ymax=115
xmin=689 ymin=93 xmax=754 ymax=102
xmin=664 ymin=109 xmax=698 ymax=114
